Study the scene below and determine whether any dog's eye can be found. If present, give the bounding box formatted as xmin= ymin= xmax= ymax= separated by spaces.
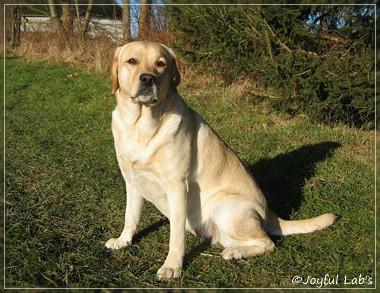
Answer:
xmin=156 ymin=61 xmax=166 ymax=68
xmin=126 ymin=58 xmax=137 ymax=65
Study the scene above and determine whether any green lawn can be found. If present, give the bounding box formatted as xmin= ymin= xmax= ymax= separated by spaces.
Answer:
xmin=4 ymin=58 xmax=375 ymax=289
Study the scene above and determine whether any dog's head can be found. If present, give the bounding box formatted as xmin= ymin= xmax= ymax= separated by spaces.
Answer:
xmin=112 ymin=41 xmax=180 ymax=106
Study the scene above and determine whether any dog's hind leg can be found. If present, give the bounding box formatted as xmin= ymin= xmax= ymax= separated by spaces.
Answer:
xmin=212 ymin=201 xmax=275 ymax=260
xmin=221 ymin=233 xmax=274 ymax=260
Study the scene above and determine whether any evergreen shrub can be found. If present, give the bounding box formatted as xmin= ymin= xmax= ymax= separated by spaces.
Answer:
xmin=168 ymin=5 xmax=375 ymax=128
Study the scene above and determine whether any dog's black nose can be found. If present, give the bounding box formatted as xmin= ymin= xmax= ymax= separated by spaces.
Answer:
xmin=140 ymin=74 xmax=156 ymax=86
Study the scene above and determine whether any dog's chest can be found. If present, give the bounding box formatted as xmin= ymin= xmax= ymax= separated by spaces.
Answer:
xmin=114 ymin=130 xmax=169 ymax=211
xmin=112 ymin=111 xmax=170 ymax=211
xmin=113 ymin=128 xmax=157 ymax=177
xmin=115 ymin=133 xmax=151 ymax=165
xmin=112 ymin=110 xmax=158 ymax=164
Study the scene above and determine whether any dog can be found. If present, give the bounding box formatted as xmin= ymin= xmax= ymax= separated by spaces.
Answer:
xmin=105 ymin=41 xmax=337 ymax=280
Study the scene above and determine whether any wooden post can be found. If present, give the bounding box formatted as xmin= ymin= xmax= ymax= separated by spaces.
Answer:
xmin=11 ymin=6 xmax=21 ymax=47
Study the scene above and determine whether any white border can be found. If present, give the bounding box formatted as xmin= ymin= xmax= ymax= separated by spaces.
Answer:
xmin=2 ymin=2 xmax=377 ymax=290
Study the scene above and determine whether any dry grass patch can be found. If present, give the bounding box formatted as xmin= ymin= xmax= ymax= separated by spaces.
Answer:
xmin=13 ymin=32 xmax=116 ymax=75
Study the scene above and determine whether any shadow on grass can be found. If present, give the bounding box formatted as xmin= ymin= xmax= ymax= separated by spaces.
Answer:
xmin=133 ymin=218 xmax=169 ymax=245
xmin=249 ymin=141 xmax=341 ymax=220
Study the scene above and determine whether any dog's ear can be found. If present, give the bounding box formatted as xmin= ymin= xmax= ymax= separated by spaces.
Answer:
xmin=171 ymin=58 xmax=181 ymax=87
xmin=161 ymin=44 xmax=181 ymax=87
xmin=112 ymin=46 xmax=121 ymax=94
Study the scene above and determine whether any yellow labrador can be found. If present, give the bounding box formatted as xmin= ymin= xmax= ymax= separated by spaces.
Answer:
xmin=105 ymin=41 xmax=336 ymax=280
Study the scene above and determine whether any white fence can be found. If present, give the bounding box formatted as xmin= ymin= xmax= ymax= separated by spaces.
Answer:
xmin=21 ymin=16 xmax=124 ymax=41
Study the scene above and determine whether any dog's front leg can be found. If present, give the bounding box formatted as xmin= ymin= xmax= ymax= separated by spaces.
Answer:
xmin=156 ymin=184 xmax=187 ymax=280
xmin=106 ymin=185 xmax=144 ymax=249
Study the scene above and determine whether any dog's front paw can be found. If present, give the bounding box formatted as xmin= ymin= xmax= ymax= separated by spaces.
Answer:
xmin=156 ymin=265 xmax=181 ymax=281
xmin=105 ymin=237 xmax=131 ymax=250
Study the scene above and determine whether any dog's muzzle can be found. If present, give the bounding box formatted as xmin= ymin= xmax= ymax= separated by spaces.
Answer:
xmin=140 ymin=73 xmax=156 ymax=87
xmin=131 ymin=73 xmax=158 ymax=105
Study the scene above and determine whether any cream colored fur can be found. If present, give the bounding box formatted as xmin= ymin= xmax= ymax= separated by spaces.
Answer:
xmin=105 ymin=41 xmax=337 ymax=280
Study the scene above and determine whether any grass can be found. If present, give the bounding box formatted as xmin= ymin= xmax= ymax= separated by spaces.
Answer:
xmin=4 ymin=58 xmax=375 ymax=289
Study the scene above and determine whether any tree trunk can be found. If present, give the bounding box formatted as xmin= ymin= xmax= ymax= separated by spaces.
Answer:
xmin=319 ymin=8 xmax=329 ymax=35
xmin=74 ymin=0 xmax=81 ymax=24
xmin=82 ymin=0 xmax=94 ymax=36
xmin=138 ymin=0 xmax=151 ymax=40
xmin=11 ymin=6 xmax=21 ymax=47
xmin=122 ymin=0 xmax=131 ymax=41
xmin=61 ymin=0 xmax=74 ymax=33
xmin=48 ymin=0 xmax=63 ymax=32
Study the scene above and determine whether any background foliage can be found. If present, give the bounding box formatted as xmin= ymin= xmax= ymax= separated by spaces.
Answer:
xmin=167 ymin=5 xmax=375 ymax=128
xmin=7 ymin=2 xmax=375 ymax=128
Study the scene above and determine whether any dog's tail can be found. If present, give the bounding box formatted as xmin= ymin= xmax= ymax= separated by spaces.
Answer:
xmin=265 ymin=209 xmax=337 ymax=236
